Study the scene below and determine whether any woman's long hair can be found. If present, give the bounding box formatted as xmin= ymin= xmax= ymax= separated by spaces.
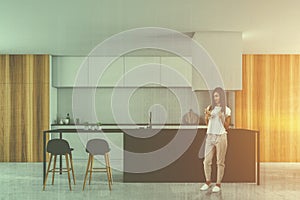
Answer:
xmin=210 ymin=87 xmax=226 ymax=114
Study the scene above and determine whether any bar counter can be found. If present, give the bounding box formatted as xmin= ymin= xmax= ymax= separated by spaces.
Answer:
xmin=43 ymin=127 xmax=259 ymax=185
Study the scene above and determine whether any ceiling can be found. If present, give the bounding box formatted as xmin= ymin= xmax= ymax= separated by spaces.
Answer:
xmin=1 ymin=0 xmax=300 ymax=55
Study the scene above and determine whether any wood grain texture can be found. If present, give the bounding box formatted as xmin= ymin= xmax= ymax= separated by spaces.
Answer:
xmin=0 ymin=84 xmax=8 ymax=161
xmin=235 ymin=55 xmax=300 ymax=162
xmin=32 ymin=55 xmax=50 ymax=83
xmin=0 ymin=55 xmax=49 ymax=162
xmin=0 ymin=55 xmax=9 ymax=83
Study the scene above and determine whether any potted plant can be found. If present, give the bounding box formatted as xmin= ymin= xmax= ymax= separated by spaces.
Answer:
xmin=96 ymin=122 xmax=102 ymax=130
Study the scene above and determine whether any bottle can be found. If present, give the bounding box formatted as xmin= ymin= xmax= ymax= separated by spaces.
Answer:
xmin=66 ymin=113 xmax=70 ymax=124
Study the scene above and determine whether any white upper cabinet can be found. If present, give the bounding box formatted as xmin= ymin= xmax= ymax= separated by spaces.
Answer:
xmin=192 ymin=68 xmax=207 ymax=90
xmin=160 ymin=57 xmax=192 ymax=87
xmin=192 ymin=31 xmax=242 ymax=90
xmin=52 ymin=36 xmax=242 ymax=90
xmin=52 ymin=56 xmax=124 ymax=87
xmin=52 ymin=57 xmax=89 ymax=87
xmin=89 ymin=57 xmax=124 ymax=87
xmin=124 ymin=56 xmax=161 ymax=87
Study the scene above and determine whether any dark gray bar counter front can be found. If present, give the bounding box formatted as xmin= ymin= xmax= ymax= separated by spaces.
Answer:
xmin=43 ymin=128 xmax=259 ymax=185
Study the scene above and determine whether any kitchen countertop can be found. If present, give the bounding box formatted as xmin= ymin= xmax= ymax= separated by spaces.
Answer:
xmin=51 ymin=124 xmax=208 ymax=129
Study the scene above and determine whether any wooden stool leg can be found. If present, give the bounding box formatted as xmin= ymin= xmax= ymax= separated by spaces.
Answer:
xmin=69 ymin=152 xmax=76 ymax=185
xmin=52 ymin=155 xmax=57 ymax=185
xmin=105 ymin=153 xmax=112 ymax=191
xmin=43 ymin=154 xmax=53 ymax=191
xmin=89 ymin=155 xmax=94 ymax=185
xmin=106 ymin=153 xmax=113 ymax=185
xmin=65 ymin=154 xmax=72 ymax=191
xmin=83 ymin=154 xmax=91 ymax=191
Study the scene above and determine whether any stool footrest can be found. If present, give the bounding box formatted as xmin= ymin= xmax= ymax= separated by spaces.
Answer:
xmin=50 ymin=168 xmax=73 ymax=173
xmin=88 ymin=168 xmax=108 ymax=172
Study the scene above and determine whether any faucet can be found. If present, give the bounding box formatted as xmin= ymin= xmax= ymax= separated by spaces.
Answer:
xmin=148 ymin=111 xmax=152 ymax=129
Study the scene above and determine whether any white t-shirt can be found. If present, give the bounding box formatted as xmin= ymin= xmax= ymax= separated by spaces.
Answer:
xmin=206 ymin=106 xmax=231 ymax=135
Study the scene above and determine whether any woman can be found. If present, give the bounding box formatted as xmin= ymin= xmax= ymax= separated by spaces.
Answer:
xmin=200 ymin=87 xmax=231 ymax=193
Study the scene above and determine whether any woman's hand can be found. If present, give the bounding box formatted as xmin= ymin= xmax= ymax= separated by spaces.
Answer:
xmin=218 ymin=111 xmax=223 ymax=118
xmin=204 ymin=109 xmax=211 ymax=125
xmin=224 ymin=116 xmax=231 ymax=130
xmin=204 ymin=109 xmax=211 ymax=118
xmin=219 ymin=111 xmax=225 ymax=124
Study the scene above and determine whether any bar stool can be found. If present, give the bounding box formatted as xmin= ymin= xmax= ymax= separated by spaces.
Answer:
xmin=82 ymin=139 xmax=113 ymax=191
xmin=43 ymin=139 xmax=75 ymax=191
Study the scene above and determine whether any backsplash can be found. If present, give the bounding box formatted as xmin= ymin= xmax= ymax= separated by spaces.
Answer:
xmin=55 ymin=88 xmax=235 ymax=125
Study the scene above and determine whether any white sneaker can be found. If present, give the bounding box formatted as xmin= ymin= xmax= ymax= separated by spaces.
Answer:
xmin=200 ymin=183 xmax=211 ymax=191
xmin=212 ymin=186 xmax=221 ymax=193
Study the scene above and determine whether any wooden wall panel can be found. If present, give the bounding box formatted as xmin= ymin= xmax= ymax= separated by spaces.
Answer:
xmin=235 ymin=55 xmax=300 ymax=162
xmin=0 ymin=55 xmax=49 ymax=162
xmin=0 ymin=55 xmax=9 ymax=83
xmin=9 ymin=55 xmax=27 ymax=84
xmin=9 ymin=83 xmax=23 ymax=162
xmin=0 ymin=84 xmax=7 ymax=160
xmin=31 ymin=83 xmax=49 ymax=161
xmin=32 ymin=55 xmax=49 ymax=83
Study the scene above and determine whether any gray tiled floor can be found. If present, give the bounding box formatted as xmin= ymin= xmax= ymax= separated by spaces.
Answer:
xmin=0 ymin=162 xmax=299 ymax=200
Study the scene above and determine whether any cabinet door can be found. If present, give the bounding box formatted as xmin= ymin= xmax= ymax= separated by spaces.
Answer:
xmin=192 ymin=68 xmax=207 ymax=90
xmin=160 ymin=57 xmax=192 ymax=87
xmin=52 ymin=57 xmax=89 ymax=87
xmin=192 ymin=32 xmax=242 ymax=90
xmin=124 ymin=57 xmax=160 ymax=87
xmin=89 ymin=57 xmax=124 ymax=87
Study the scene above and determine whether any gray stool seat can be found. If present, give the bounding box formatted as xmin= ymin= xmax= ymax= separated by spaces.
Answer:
xmin=83 ymin=139 xmax=113 ymax=191
xmin=47 ymin=139 xmax=73 ymax=155
xmin=43 ymin=139 xmax=75 ymax=191
xmin=86 ymin=139 xmax=110 ymax=155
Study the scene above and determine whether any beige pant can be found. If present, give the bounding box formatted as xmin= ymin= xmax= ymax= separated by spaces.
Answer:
xmin=203 ymin=134 xmax=227 ymax=184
